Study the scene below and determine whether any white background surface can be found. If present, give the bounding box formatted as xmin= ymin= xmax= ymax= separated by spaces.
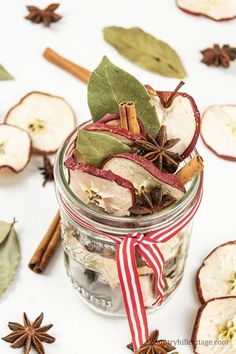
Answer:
xmin=1 ymin=1 xmax=236 ymax=353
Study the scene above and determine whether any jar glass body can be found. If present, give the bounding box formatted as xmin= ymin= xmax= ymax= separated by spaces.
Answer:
xmin=54 ymin=122 xmax=202 ymax=317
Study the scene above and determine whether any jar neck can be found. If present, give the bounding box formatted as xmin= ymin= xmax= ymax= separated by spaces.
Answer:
xmin=54 ymin=125 xmax=203 ymax=235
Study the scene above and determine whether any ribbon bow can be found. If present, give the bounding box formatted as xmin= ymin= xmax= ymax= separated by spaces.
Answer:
xmin=59 ymin=178 xmax=202 ymax=352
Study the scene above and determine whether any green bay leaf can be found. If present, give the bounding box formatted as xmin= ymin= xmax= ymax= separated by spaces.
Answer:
xmin=0 ymin=220 xmax=20 ymax=297
xmin=76 ymin=129 xmax=131 ymax=167
xmin=0 ymin=65 xmax=14 ymax=80
xmin=88 ymin=56 xmax=160 ymax=137
xmin=103 ymin=27 xmax=187 ymax=79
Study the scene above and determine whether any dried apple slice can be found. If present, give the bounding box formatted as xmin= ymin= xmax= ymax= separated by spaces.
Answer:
xmin=103 ymin=153 xmax=185 ymax=200
xmin=192 ymin=297 xmax=236 ymax=354
xmin=98 ymin=113 xmax=120 ymax=126
xmin=64 ymin=156 xmax=136 ymax=216
xmin=196 ymin=242 xmax=236 ymax=304
xmin=5 ymin=92 xmax=76 ymax=154
xmin=177 ymin=0 xmax=236 ymax=22
xmin=201 ymin=105 xmax=236 ymax=161
xmin=98 ymin=113 xmax=146 ymax=134
xmin=84 ymin=122 xmax=146 ymax=146
xmin=0 ymin=124 xmax=32 ymax=173
xmin=146 ymin=83 xmax=201 ymax=159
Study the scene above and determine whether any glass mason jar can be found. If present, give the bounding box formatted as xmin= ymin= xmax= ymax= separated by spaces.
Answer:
xmin=54 ymin=122 xmax=202 ymax=317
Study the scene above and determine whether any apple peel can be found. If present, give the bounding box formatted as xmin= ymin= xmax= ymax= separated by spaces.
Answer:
xmin=84 ymin=122 xmax=146 ymax=146
xmin=103 ymin=153 xmax=185 ymax=200
xmin=201 ymin=105 xmax=236 ymax=161
xmin=5 ymin=91 xmax=76 ymax=154
xmin=97 ymin=113 xmax=120 ymax=126
xmin=0 ymin=124 xmax=32 ymax=173
xmin=196 ymin=241 xmax=236 ymax=304
xmin=96 ymin=113 xmax=146 ymax=134
xmin=64 ymin=156 xmax=136 ymax=216
xmin=177 ymin=0 xmax=236 ymax=22
xmin=192 ymin=297 xmax=236 ymax=354
xmin=146 ymin=84 xmax=201 ymax=159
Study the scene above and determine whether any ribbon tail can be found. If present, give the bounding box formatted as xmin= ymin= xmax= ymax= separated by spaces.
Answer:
xmin=138 ymin=243 xmax=165 ymax=306
xmin=116 ymin=237 xmax=149 ymax=352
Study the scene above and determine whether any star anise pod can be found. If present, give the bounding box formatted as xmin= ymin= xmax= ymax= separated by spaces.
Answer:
xmin=2 ymin=313 xmax=55 ymax=354
xmin=135 ymin=126 xmax=181 ymax=173
xmin=201 ymin=44 xmax=236 ymax=68
xmin=25 ymin=4 xmax=62 ymax=27
xmin=38 ymin=154 xmax=54 ymax=187
xmin=129 ymin=186 xmax=176 ymax=216
xmin=127 ymin=330 xmax=177 ymax=354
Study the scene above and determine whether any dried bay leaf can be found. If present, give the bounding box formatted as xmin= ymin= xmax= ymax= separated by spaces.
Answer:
xmin=0 ymin=221 xmax=13 ymax=244
xmin=103 ymin=27 xmax=187 ymax=79
xmin=0 ymin=220 xmax=20 ymax=297
xmin=0 ymin=65 xmax=14 ymax=80
xmin=76 ymin=129 xmax=131 ymax=167
xmin=88 ymin=56 xmax=160 ymax=138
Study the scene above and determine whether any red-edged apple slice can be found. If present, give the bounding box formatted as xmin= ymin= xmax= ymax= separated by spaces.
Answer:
xmin=98 ymin=113 xmax=120 ymax=126
xmin=84 ymin=122 xmax=146 ymax=146
xmin=5 ymin=91 xmax=76 ymax=154
xmin=98 ymin=113 xmax=146 ymax=134
xmin=0 ymin=124 xmax=32 ymax=173
xmin=103 ymin=153 xmax=185 ymax=200
xmin=201 ymin=105 xmax=236 ymax=161
xmin=196 ymin=242 xmax=236 ymax=304
xmin=177 ymin=0 xmax=236 ymax=22
xmin=64 ymin=156 xmax=136 ymax=216
xmin=192 ymin=297 xmax=236 ymax=354
xmin=146 ymin=82 xmax=201 ymax=159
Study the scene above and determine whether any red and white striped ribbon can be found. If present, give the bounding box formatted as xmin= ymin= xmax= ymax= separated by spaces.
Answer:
xmin=58 ymin=177 xmax=203 ymax=352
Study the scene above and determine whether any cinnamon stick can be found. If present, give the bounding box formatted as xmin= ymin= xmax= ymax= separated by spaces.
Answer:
xmin=119 ymin=102 xmax=129 ymax=130
xmin=176 ymin=156 xmax=204 ymax=185
xmin=119 ymin=101 xmax=140 ymax=134
xmin=29 ymin=211 xmax=61 ymax=274
xmin=43 ymin=48 xmax=91 ymax=84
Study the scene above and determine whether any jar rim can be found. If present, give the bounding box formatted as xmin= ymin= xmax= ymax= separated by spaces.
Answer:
xmin=54 ymin=123 xmax=202 ymax=232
